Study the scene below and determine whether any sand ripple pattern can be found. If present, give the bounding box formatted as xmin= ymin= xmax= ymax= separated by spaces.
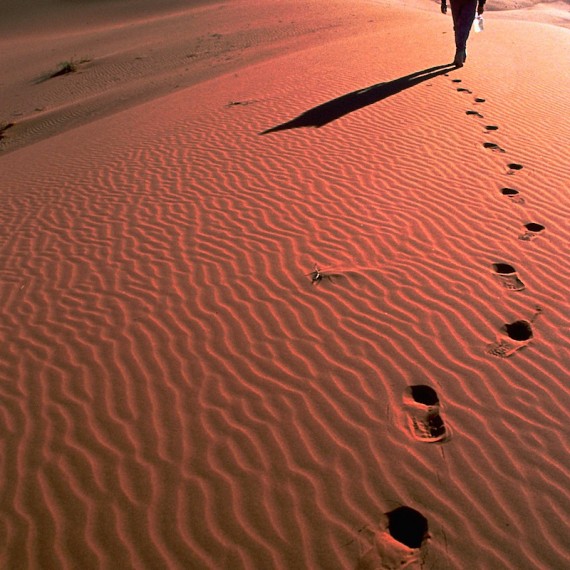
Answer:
xmin=1 ymin=22 xmax=570 ymax=570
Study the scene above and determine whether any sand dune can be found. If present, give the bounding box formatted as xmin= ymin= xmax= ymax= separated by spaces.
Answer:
xmin=1 ymin=1 xmax=569 ymax=569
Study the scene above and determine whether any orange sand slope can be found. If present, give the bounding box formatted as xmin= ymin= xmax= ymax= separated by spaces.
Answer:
xmin=1 ymin=0 xmax=568 ymax=155
xmin=1 ymin=1 xmax=570 ymax=569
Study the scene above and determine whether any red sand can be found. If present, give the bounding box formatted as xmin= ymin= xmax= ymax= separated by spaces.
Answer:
xmin=1 ymin=1 xmax=569 ymax=568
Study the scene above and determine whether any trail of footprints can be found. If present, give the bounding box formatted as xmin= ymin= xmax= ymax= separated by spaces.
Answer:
xmin=307 ymin=76 xmax=551 ymax=567
xmin=450 ymin=76 xmax=546 ymax=358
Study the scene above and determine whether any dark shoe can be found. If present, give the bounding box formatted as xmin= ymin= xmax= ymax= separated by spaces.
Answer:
xmin=454 ymin=49 xmax=466 ymax=67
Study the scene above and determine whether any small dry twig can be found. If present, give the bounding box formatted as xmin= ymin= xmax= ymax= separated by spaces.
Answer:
xmin=306 ymin=263 xmax=335 ymax=285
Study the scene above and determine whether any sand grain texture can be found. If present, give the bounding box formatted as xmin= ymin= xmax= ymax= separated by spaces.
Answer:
xmin=1 ymin=1 xmax=569 ymax=569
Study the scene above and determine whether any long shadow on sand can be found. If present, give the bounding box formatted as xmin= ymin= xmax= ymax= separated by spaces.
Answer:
xmin=260 ymin=63 xmax=456 ymax=134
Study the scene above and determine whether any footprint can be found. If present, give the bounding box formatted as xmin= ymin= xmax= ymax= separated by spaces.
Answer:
xmin=486 ymin=319 xmax=534 ymax=358
xmin=457 ymin=87 xmax=473 ymax=93
xmin=452 ymin=79 xmax=462 ymax=83
xmin=466 ymin=110 xmax=484 ymax=118
xmin=483 ymin=142 xmax=506 ymax=153
xmin=501 ymin=187 xmax=525 ymax=204
xmin=485 ymin=125 xmax=499 ymax=131
xmin=506 ymin=163 xmax=523 ymax=174
xmin=386 ymin=507 xmax=429 ymax=549
xmin=475 ymin=97 xmax=486 ymax=103
xmin=519 ymin=222 xmax=545 ymax=241
xmin=486 ymin=308 xmax=541 ymax=358
xmin=356 ymin=507 xmax=429 ymax=569
xmin=492 ymin=263 xmax=525 ymax=291
xmin=403 ymin=385 xmax=448 ymax=443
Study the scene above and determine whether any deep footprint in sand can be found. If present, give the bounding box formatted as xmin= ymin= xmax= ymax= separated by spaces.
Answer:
xmin=492 ymin=263 xmax=525 ymax=291
xmin=507 ymin=163 xmax=523 ymax=174
xmin=519 ymin=222 xmax=545 ymax=241
xmin=485 ymin=125 xmax=499 ymax=132
xmin=467 ymin=110 xmax=484 ymax=118
xmin=386 ymin=507 xmax=429 ymax=550
xmin=501 ymin=187 xmax=525 ymax=204
xmin=452 ymin=79 xmax=462 ymax=83
xmin=486 ymin=308 xmax=541 ymax=358
xmin=486 ymin=320 xmax=534 ymax=358
xmin=356 ymin=507 xmax=429 ymax=569
xmin=403 ymin=385 xmax=448 ymax=443
xmin=475 ymin=97 xmax=486 ymax=103
xmin=484 ymin=142 xmax=506 ymax=153
xmin=457 ymin=87 xmax=472 ymax=93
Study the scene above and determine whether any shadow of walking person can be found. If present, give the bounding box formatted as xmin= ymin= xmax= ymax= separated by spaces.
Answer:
xmin=260 ymin=63 xmax=456 ymax=134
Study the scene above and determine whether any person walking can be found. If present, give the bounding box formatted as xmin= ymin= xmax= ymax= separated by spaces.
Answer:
xmin=441 ymin=0 xmax=486 ymax=67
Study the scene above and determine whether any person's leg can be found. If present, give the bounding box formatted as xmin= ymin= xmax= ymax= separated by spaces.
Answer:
xmin=450 ymin=1 xmax=462 ymax=50
xmin=450 ymin=0 xmax=478 ymax=65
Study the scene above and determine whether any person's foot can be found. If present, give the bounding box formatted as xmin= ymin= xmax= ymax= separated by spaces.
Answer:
xmin=454 ymin=49 xmax=466 ymax=67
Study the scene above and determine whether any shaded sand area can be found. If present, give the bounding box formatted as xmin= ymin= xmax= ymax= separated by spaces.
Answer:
xmin=1 ymin=1 xmax=570 ymax=568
